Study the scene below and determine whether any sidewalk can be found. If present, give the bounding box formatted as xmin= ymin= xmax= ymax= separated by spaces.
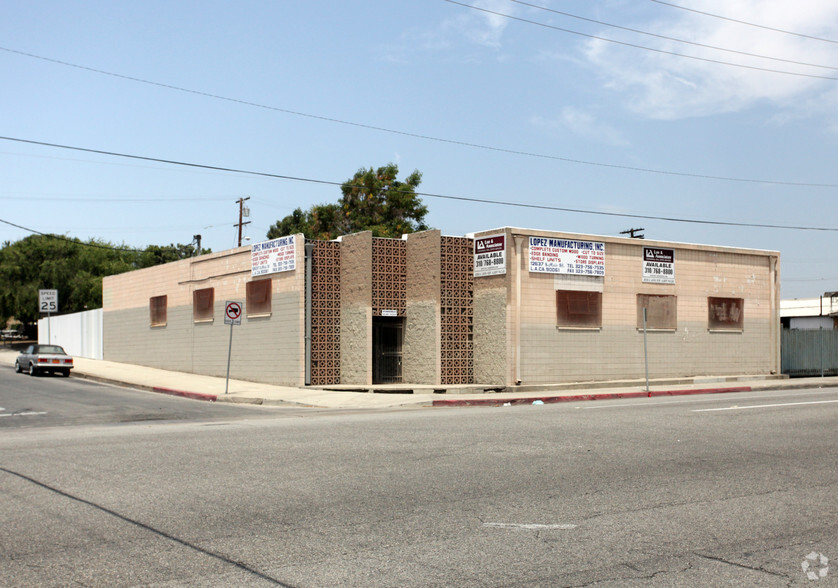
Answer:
xmin=3 ymin=349 xmax=838 ymax=409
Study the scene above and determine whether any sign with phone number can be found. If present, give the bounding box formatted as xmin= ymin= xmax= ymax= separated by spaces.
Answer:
xmin=528 ymin=238 xmax=605 ymax=276
xmin=642 ymin=247 xmax=675 ymax=284
xmin=251 ymin=236 xmax=296 ymax=277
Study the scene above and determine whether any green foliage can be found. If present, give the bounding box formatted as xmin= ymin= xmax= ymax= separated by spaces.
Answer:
xmin=267 ymin=163 xmax=429 ymax=240
xmin=135 ymin=243 xmax=204 ymax=268
xmin=0 ymin=235 xmax=210 ymax=325
xmin=267 ymin=204 xmax=342 ymax=241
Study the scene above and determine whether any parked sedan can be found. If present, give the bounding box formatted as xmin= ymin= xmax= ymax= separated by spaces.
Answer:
xmin=15 ymin=344 xmax=74 ymax=377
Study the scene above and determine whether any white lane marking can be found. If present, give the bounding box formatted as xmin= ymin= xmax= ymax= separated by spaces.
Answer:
xmin=693 ymin=399 xmax=838 ymax=412
xmin=0 ymin=411 xmax=47 ymax=417
xmin=581 ymin=389 xmax=838 ymax=410
xmin=483 ymin=523 xmax=577 ymax=530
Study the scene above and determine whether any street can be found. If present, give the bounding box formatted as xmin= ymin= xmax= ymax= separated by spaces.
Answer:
xmin=0 ymin=368 xmax=836 ymax=586
xmin=0 ymin=365 xmax=274 ymax=429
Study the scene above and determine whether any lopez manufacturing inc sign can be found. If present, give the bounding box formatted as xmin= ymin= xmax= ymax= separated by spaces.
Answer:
xmin=251 ymin=236 xmax=296 ymax=277
xmin=529 ymin=238 xmax=605 ymax=276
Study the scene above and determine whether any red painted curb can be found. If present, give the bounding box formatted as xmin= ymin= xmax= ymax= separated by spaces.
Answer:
xmin=152 ymin=386 xmax=218 ymax=402
xmin=431 ymin=386 xmax=752 ymax=407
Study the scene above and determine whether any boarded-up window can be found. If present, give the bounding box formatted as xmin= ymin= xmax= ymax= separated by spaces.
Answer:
xmin=246 ymin=279 xmax=272 ymax=317
xmin=193 ymin=288 xmax=214 ymax=322
xmin=708 ymin=297 xmax=744 ymax=330
xmin=637 ymin=294 xmax=677 ymax=330
xmin=150 ymin=295 xmax=167 ymax=327
xmin=556 ymin=290 xmax=602 ymax=328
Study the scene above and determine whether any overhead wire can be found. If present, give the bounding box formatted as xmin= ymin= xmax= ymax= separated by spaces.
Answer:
xmin=0 ymin=216 xmax=144 ymax=252
xmin=1 ymin=135 xmax=837 ymax=233
xmin=443 ymin=0 xmax=838 ymax=81
xmin=648 ymin=0 xmax=838 ymax=44
xmin=2 ymin=45 xmax=837 ymax=188
xmin=505 ymin=0 xmax=838 ymax=71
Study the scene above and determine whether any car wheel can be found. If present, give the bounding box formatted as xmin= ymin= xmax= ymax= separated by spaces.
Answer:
xmin=14 ymin=360 xmax=22 ymax=373
xmin=28 ymin=363 xmax=37 ymax=377
xmin=60 ymin=369 xmax=70 ymax=377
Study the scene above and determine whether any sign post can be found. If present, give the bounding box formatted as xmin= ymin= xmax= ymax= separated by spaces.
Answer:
xmin=223 ymin=301 xmax=243 ymax=395
xmin=39 ymin=289 xmax=58 ymax=343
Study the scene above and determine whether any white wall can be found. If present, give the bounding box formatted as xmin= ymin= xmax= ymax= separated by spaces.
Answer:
xmin=38 ymin=309 xmax=103 ymax=360
xmin=789 ymin=316 xmax=834 ymax=330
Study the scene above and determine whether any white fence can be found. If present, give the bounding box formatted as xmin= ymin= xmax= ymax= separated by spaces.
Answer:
xmin=38 ymin=309 xmax=103 ymax=360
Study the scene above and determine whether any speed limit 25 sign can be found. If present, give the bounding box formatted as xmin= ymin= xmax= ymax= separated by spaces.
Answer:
xmin=39 ymin=289 xmax=58 ymax=313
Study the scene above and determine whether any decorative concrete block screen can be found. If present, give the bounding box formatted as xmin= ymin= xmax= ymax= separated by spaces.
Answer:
xmin=310 ymin=240 xmax=341 ymax=385
xmin=441 ymin=236 xmax=474 ymax=384
xmin=372 ymin=238 xmax=407 ymax=316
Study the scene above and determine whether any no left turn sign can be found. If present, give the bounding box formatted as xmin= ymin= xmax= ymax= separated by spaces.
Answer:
xmin=224 ymin=301 xmax=242 ymax=325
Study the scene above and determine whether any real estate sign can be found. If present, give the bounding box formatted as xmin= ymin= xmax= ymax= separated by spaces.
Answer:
xmin=474 ymin=234 xmax=506 ymax=277
xmin=251 ymin=236 xmax=296 ymax=277
xmin=529 ymin=237 xmax=605 ymax=276
xmin=642 ymin=247 xmax=675 ymax=284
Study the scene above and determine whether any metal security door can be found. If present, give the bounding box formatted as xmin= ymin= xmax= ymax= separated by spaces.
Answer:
xmin=373 ymin=318 xmax=403 ymax=384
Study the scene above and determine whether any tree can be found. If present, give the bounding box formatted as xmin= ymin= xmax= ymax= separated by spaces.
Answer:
xmin=0 ymin=235 xmax=210 ymax=326
xmin=267 ymin=163 xmax=429 ymax=240
xmin=135 ymin=242 xmax=206 ymax=269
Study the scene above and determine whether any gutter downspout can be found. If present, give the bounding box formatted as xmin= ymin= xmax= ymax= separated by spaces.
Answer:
xmin=772 ymin=256 xmax=781 ymax=374
xmin=305 ymin=242 xmax=313 ymax=386
xmin=514 ymin=235 xmax=524 ymax=385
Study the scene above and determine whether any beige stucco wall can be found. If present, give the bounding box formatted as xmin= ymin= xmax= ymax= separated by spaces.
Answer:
xmin=102 ymin=238 xmax=307 ymax=386
xmin=404 ymin=230 xmax=441 ymax=384
xmin=473 ymin=228 xmax=780 ymax=386
xmin=339 ymin=232 xmax=373 ymax=384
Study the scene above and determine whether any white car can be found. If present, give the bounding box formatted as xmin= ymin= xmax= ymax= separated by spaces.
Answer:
xmin=15 ymin=344 xmax=74 ymax=377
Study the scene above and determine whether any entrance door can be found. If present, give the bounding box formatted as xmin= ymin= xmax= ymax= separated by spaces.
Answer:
xmin=373 ymin=317 xmax=403 ymax=384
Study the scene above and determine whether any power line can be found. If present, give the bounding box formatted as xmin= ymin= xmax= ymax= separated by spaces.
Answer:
xmin=2 ymin=135 xmax=837 ymax=233
xmin=648 ymin=0 xmax=838 ymax=45
xmin=505 ymin=0 xmax=838 ymax=72
xmin=2 ymin=46 xmax=837 ymax=188
xmin=443 ymin=0 xmax=838 ymax=81
xmin=0 ymin=195 xmax=231 ymax=202
xmin=0 ymin=216 xmax=144 ymax=252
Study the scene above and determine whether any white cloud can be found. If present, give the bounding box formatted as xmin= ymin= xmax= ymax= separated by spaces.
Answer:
xmin=532 ymin=107 xmax=630 ymax=146
xmin=582 ymin=0 xmax=838 ymax=120
xmin=440 ymin=0 xmax=515 ymax=48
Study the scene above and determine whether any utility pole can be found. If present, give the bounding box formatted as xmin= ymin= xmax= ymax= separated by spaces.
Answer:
xmin=620 ymin=227 xmax=645 ymax=239
xmin=235 ymin=197 xmax=251 ymax=247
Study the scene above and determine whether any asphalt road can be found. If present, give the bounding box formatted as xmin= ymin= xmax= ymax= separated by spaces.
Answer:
xmin=0 ymin=365 xmax=273 ymax=429
xmin=0 ymin=377 xmax=836 ymax=587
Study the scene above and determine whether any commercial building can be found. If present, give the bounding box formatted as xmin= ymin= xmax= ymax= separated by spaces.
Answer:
xmin=102 ymin=227 xmax=781 ymax=388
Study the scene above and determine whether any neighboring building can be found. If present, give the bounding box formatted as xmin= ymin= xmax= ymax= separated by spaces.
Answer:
xmin=780 ymin=293 xmax=838 ymax=330
xmin=102 ymin=227 xmax=781 ymax=388
xmin=780 ymin=293 xmax=838 ymax=377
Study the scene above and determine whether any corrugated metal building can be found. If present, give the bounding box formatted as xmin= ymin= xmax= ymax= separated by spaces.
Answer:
xmin=102 ymin=227 xmax=781 ymax=388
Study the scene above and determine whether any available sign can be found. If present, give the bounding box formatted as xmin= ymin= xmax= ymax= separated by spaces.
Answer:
xmin=251 ymin=236 xmax=296 ymax=277
xmin=474 ymin=234 xmax=506 ymax=277
xmin=642 ymin=247 xmax=675 ymax=284
xmin=529 ymin=237 xmax=605 ymax=276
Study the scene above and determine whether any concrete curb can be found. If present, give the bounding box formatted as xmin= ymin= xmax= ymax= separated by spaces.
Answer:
xmin=431 ymin=386 xmax=752 ymax=407
xmin=151 ymin=386 xmax=218 ymax=402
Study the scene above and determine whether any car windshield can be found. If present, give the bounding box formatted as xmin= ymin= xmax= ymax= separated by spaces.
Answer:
xmin=38 ymin=345 xmax=67 ymax=354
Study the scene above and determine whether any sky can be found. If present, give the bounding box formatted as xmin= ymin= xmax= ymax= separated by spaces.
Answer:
xmin=2 ymin=0 xmax=837 ymax=299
